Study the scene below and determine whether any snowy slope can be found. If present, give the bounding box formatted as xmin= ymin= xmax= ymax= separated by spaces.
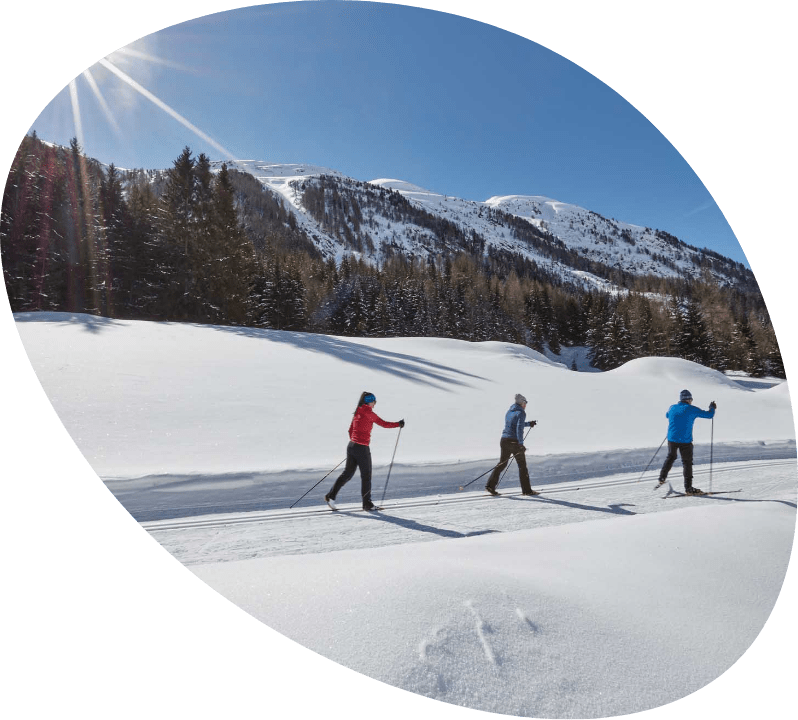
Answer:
xmin=203 ymin=158 xmax=748 ymax=291
xmin=484 ymin=194 xmax=707 ymax=278
xmin=15 ymin=313 xmax=794 ymax=480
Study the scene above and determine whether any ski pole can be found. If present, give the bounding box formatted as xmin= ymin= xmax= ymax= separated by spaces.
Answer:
xmin=459 ymin=427 xmax=532 ymax=491
xmin=289 ymin=458 xmax=346 ymax=509
xmin=497 ymin=426 xmax=533 ymax=487
xmin=637 ymin=436 xmax=667 ymax=482
xmin=710 ymin=417 xmax=714 ymax=493
xmin=380 ymin=426 xmax=403 ymax=505
xmin=458 ymin=456 xmax=522 ymax=491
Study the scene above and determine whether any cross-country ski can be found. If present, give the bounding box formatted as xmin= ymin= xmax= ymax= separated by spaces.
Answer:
xmin=663 ymin=489 xmax=743 ymax=499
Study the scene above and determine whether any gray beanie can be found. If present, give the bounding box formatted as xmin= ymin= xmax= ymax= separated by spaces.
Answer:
xmin=515 ymin=393 xmax=528 ymax=405
xmin=680 ymin=389 xmax=693 ymax=401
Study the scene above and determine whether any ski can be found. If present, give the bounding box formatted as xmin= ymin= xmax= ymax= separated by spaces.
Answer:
xmin=486 ymin=488 xmax=544 ymax=497
xmin=327 ymin=505 xmax=384 ymax=512
xmin=663 ymin=489 xmax=742 ymax=499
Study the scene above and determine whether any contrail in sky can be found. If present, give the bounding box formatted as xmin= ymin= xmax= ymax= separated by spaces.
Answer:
xmin=683 ymin=201 xmax=715 ymax=219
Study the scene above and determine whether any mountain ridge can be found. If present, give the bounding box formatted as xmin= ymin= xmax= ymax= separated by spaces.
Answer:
xmin=211 ymin=157 xmax=751 ymax=293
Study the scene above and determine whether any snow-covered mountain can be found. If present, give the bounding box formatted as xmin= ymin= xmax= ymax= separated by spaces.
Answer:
xmin=213 ymin=159 xmax=751 ymax=293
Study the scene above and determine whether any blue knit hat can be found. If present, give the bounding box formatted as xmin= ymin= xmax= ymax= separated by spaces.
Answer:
xmin=363 ymin=393 xmax=376 ymax=404
xmin=680 ymin=389 xmax=693 ymax=401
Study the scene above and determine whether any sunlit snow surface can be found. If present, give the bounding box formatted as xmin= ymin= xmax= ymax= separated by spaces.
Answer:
xmin=14 ymin=312 xmax=797 ymax=718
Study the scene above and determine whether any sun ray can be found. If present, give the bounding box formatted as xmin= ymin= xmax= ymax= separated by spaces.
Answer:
xmin=68 ymin=79 xmax=84 ymax=148
xmin=98 ymin=58 xmax=238 ymax=162
xmin=112 ymin=46 xmax=193 ymax=73
xmin=82 ymin=68 xmax=123 ymax=138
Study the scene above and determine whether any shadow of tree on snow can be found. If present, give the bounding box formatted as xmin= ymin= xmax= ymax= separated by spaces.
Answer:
xmin=209 ymin=324 xmax=489 ymax=390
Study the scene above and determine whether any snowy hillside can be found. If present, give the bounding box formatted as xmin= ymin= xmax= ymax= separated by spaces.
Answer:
xmin=485 ymin=194 xmax=725 ymax=280
xmin=15 ymin=312 xmax=794 ymax=481
xmin=209 ymin=159 xmax=751 ymax=292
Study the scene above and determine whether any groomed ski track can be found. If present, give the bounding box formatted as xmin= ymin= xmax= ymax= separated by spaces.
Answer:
xmin=145 ymin=458 xmax=796 ymax=565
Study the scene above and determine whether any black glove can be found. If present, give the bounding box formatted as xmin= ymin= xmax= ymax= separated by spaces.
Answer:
xmin=527 ymin=420 xmax=537 ymax=428
xmin=709 ymin=401 xmax=717 ymax=410
xmin=519 ymin=445 xmax=527 ymax=453
xmin=398 ymin=419 xmax=405 ymax=428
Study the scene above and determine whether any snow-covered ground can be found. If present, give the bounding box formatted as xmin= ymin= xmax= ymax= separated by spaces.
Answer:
xmin=185 ymin=466 xmax=795 ymax=717
xmin=10 ymin=311 xmax=797 ymax=717
xmin=15 ymin=313 xmax=794 ymax=480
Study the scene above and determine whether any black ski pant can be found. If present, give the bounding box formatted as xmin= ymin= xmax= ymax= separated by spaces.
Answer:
xmin=486 ymin=437 xmax=532 ymax=494
xmin=328 ymin=441 xmax=373 ymax=507
xmin=659 ymin=441 xmax=694 ymax=489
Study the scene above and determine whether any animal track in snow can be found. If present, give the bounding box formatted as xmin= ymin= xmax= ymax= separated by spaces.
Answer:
xmin=418 ymin=626 xmax=446 ymax=661
xmin=465 ymin=600 xmax=499 ymax=666
xmin=515 ymin=606 xmax=541 ymax=633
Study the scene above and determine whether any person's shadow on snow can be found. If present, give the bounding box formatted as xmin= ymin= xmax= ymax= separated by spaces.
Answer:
xmin=505 ymin=495 xmax=638 ymax=516
xmin=337 ymin=510 xmax=499 ymax=538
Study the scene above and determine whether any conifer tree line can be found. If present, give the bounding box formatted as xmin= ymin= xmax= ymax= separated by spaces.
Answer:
xmin=1 ymin=135 xmax=785 ymax=378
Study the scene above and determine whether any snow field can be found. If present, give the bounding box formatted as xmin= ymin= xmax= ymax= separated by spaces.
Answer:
xmin=10 ymin=312 xmax=797 ymax=718
xmin=191 ymin=492 xmax=795 ymax=718
xmin=14 ymin=313 xmax=795 ymax=481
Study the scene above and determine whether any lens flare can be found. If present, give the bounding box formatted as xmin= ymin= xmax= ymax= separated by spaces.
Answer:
xmin=113 ymin=46 xmax=193 ymax=73
xmin=98 ymin=58 xmax=237 ymax=162
xmin=68 ymin=79 xmax=84 ymax=149
xmin=82 ymin=68 xmax=122 ymax=138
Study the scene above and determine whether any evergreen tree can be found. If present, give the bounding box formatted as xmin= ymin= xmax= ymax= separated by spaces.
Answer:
xmin=765 ymin=340 xmax=786 ymax=378
xmin=207 ymin=163 xmax=257 ymax=325
xmin=732 ymin=315 xmax=764 ymax=376
xmin=157 ymin=146 xmax=196 ymax=319
xmin=586 ymin=294 xmax=612 ymax=370
xmin=100 ymin=163 xmax=133 ymax=316
xmin=603 ymin=310 xmax=633 ymax=368
xmin=678 ymin=298 xmax=712 ymax=365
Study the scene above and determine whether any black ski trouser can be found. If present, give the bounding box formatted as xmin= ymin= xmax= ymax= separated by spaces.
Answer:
xmin=659 ymin=441 xmax=694 ymax=489
xmin=328 ymin=441 xmax=373 ymax=506
xmin=486 ymin=437 xmax=532 ymax=494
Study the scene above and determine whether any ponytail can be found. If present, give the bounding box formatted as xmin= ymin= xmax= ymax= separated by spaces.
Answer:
xmin=355 ymin=391 xmax=375 ymax=414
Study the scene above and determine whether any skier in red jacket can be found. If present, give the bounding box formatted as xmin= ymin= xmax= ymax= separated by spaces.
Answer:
xmin=325 ymin=392 xmax=404 ymax=511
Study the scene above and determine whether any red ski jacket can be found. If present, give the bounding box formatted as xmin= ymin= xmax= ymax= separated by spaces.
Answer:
xmin=348 ymin=404 xmax=400 ymax=446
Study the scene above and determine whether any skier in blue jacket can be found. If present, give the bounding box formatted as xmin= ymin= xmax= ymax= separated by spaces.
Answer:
xmin=656 ymin=389 xmax=717 ymax=494
xmin=485 ymin=394 xmax=538 ymax=496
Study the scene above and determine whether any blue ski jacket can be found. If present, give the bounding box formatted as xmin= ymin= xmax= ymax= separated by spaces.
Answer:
xmin=665 ymin=401 xmax=715 ymax=443
xmin=501 ymin=403 xmax=528 ymax=444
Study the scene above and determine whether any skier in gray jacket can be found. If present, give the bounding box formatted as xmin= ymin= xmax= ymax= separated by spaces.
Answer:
xmin=485 ymin=394 xmax=538 ymax=496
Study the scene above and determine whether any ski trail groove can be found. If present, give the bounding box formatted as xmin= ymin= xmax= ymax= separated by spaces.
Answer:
xmin=141 ymin=458 xmax=794 ymax=532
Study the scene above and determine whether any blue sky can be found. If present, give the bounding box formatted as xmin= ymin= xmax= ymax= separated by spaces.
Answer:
xmin=29 ymin=1 xmax=747 ymax=266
